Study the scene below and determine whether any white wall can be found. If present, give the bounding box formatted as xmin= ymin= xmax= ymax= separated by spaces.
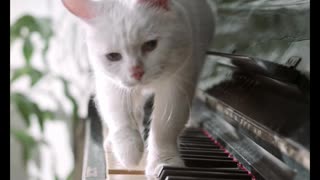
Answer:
xmin=11 ymin=0 xmax=92 ymax=180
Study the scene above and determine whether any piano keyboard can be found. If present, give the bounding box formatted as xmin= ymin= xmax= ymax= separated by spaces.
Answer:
xmin=106 ymin=128 xmax=255 ymax=180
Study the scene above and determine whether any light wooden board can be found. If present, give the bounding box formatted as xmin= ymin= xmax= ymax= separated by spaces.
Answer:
xmin=107 ymin=175 xmax=148 ymax=180
xmin=105 ymin=145 xmax=147 ymax=179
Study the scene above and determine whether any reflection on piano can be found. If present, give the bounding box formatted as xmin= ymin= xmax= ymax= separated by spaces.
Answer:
xmin=79 ymin=51 xmax=309 ymax=180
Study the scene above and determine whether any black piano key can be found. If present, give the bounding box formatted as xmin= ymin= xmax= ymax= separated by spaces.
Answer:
xmin=179 ymin=137 xmax=215 ymax=142
xmin=179 ymin=143 xmax=220 ymax=149
xmin=157 ymin=128 xmax=254 ymax=180
xmin=179 ymin=147 xmax=222 ymax=151
xmin=180 ymin=134 xmax=208 ymax=138
xmin=180 ymin=149 xmax=227 ymax=156
xmin=183 ymin=158 xmax=238 ymax=168
xmin=180 ymin=130 xmax=203 ymax=134
xmin=179 ymin=136 xmax=214 ymax=140
xmin=179 ymin=137 xmax=214 ymax=141
xmin=158 ymin=166 xmax=248 ymax=178
xmin=182 ymin=128 xmax=203 ymax=133
xmin=179 ymin=140 xmax=220 ymax=145
xmin=179 ymin=148 xmax=224 ymax=153
xmin=181 ymin=154 xmax=232 ymax=160
xmin=179 ymin=142 xmax=223 ymax=150
xmin=160 ymin=170 xmax=252 ymax=180
xmin=180 ymin=131 xmax=206 ymax=135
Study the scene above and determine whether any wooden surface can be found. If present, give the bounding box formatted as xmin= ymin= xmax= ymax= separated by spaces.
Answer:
xmin=82 ymin=100 xmax=107 ymax=180
xmin=106 ymin=146 xmax=148 ymax=179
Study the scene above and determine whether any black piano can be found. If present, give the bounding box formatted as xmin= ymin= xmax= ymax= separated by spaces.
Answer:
xmin=78 ymin=50 xmax=310 ymax=180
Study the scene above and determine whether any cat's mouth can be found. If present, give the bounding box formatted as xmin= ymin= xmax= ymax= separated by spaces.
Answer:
xmin=122 ymin=70 xmax=164 ymax=88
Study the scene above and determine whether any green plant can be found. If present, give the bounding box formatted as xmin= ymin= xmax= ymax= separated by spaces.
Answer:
xmin=10 ymin=14 xmax=81 ymax=179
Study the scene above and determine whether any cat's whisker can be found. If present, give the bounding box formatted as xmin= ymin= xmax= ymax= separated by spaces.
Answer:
xmin=164 ymin=105 xmax=174 ymax=128
xmin=160 ymin=98 xmax=169 ymax=126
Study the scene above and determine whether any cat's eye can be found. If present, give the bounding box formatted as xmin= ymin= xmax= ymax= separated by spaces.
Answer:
xmin=106 ymin=53 xmax=122 ymax=62
xmin=142 ymin=40 xmax=158 ymax=53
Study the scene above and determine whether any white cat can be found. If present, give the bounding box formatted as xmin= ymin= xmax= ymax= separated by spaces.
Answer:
xmin=62 ymin=0 xmax=215 ymax=176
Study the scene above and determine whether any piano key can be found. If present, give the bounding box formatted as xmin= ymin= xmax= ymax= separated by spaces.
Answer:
xmin=183 ymin=157 xmax=238 ymax=168
xmin=178 ymin=143 xmax=224 ymax=151
xmin=183 ymin=128 xmax=202 ymax=133
xmin=105 ymin=127 xmax=254 ymax=180
xmin=180 ymin=149 xmax=227 ymax=156
xmin=179 ymin=137 xmax=215 ymax=142
xmin=179 ymin=140 xmax=220 ymax=145
xmin=180 ymin=134 xmax=208 ymax=138
xmin=181 ymin=154 xmax=232 ymax=160
xmin=158 ymin=166 xmax=248 ymax=178
xmin=179 ymin=143 xmax=220 ymax=149
xmin=180 ymin=131 xmax=207 ymax=136
xmin=180 ymin=131 xmax=206 ymax=135
xmin=179 ymin=146 xmax=222 ymax=151
xmin=159 ymin=169 xmax=252 ymax=180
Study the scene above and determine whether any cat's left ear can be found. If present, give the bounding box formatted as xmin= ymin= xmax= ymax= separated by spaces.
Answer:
xmin=138 ymin=0 xmax=170 ymax=10
xmin=62 ymin=0 xmax=99 ymax=20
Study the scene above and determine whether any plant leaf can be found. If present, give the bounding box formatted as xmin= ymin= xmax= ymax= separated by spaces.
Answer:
xmin=29 ymin=68 xmax=44 ymax=86
xmin=11 ymin=93 xmax=54 ymax=130
xmin=11 ymin=67 xmax=44 ymax=86
xmin=23 ymin=37 xmax=34 ymax=64
xmin=10 ymin=15 xmax=38 ymax=45
xmin=10 ymin=129 xmax=37 ymax=166
xmin=59 ymin=77 xmax=79 ymax=123
xmin=32 ymin=103 xmax=45 ymax=132
xmin=10 ymin=15 xmax=54 ymax=43
xmin=11 ymin=93 xmax=34 ymax=127
xmin=42 ymin=110 xmax=55 ymax=120
xmin=11 ymin=67 xmax=29 ymax=83
xmin=31 ymin=104 xmax=55 ymax=132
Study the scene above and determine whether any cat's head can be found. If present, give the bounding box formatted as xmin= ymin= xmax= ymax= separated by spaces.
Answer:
xmin=63 ymin=0 xmax=192 ymax=88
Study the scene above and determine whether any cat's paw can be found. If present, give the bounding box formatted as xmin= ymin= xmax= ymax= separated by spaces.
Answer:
xmin=145 ymin=153 xmax=185 ymax=176
xmin=109 ymin=128 xmax=144 ymax=168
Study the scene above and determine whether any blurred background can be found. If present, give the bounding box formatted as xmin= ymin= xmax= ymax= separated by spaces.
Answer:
xmin=10 ymin=0 xmax=309 ymax=180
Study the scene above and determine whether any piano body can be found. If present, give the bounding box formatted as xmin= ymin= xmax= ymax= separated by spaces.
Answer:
xmin=77 ymin=50 xmax=310 ymax=180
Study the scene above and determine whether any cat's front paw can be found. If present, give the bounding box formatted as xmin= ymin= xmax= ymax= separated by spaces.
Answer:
xmin=145 ymin=153 xmax=185 ymax=177
xmin=109 ymin=128 xmax=144 ymax=168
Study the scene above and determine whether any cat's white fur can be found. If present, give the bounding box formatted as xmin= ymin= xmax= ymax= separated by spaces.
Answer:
xmin=63 ymin=0 xmax=215 ymax=176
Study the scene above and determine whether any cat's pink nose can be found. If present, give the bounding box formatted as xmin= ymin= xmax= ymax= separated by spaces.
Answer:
xmin=131 ymin=66 xmax=144 ymax=81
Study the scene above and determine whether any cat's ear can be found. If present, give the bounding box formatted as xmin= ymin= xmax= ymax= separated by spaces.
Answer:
xmin=138 ymin=0 xmax=169 ymax=10
xmin=62 ymin=0 xmax=99 ymax=20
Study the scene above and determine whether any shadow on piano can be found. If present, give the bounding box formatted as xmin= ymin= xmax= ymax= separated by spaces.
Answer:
xmin=79 ymin=51 xmax=309 ymax=180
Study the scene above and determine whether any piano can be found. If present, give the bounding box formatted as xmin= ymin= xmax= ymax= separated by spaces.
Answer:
xmin=77 ymin=51 xmax=310 ymax=180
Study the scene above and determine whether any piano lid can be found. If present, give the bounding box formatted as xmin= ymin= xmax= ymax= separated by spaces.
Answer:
xmin=196 ymin=51 xmax=310 ymax=174
xmin=203 ymin=51 xmax=309 ymax=147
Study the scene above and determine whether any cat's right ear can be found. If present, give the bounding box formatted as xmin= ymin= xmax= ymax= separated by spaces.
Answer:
xmin=62 ymin=0 xmax=98 ymax=21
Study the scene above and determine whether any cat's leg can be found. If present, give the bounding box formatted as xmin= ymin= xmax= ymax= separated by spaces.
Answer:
xmin=131 ymin=89 xmax=150 ymax=136
xmin=96 ymin=84 xmax=144 ymax=168
xmin=146 ymin=76 xmax=196 ymax=176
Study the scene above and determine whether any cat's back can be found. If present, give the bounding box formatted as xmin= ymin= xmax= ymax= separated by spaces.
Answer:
xmin=174 ymin=0 xmax=215 ymax=47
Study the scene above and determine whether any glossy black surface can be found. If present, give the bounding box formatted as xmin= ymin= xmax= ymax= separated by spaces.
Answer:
xmin=204 ymin=52 xmax=310 ymax=149
xmin=158 ymin=128 xmax=253 ymax=180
